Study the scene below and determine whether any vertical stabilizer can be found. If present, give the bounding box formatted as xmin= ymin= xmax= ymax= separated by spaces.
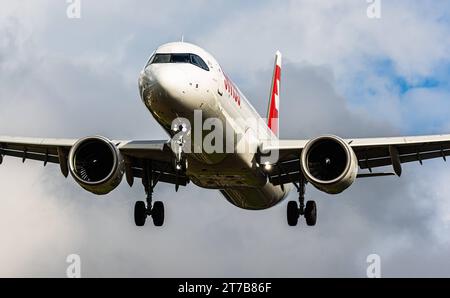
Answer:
xmin=267 ymin=51 xmax=282 ymax=137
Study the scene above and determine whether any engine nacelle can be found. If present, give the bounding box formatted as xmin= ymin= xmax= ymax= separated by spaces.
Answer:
xmin=300 ymin=135 xmax=358 ymax=194
xmin=68 ymin=136 xmax=125 ymax=195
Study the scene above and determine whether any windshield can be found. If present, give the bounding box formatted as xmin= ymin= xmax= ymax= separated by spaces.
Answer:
xmin=147 ymin=53 xmax=209 ymax=71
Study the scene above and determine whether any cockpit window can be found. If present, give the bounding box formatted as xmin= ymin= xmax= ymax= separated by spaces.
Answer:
xmin=190 ymin=55 xmax=209 ymax=71
xmin=148 ymin=53 xmax=210 ymax=71
xmin=171 ymin=54 xmax=190 ymax=63
xmin=152 ymin=54 xmax=171 ymax=64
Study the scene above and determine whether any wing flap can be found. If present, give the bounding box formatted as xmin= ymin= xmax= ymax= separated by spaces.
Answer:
xmin=351 ymin=135 xmax=450 ymax=170
xmin=0 ymin=147 xmax=60 ymax=164
xmin=0 ymin=136 xmax=75 ymax=148
xmin=0 ymin=136 xmax=76 ymax=166
xmin=360 ymin=148 xmax=450 ymax=169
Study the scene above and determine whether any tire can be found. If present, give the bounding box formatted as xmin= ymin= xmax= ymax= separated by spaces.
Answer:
xmin=152 ymin=201 xmax=165 ymax=227
xmin=287 ymin=201 xmax=299 ymax=226
xmin=134 ymin=201 xmax=147 ymax=227
xmin=305 ymin=201 xmax=317 ymax=226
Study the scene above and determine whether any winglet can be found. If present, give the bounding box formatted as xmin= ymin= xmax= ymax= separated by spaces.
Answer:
xmin=267 ymin=51 xmax=282 ymax=137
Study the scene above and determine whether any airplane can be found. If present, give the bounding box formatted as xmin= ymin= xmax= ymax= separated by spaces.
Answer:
xmin=1 ymin=41 xmax=450 ymax=228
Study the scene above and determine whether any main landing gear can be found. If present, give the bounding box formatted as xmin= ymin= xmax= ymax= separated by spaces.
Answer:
xmin=134 ymin=161 xmax=165 ymax=227
xmin=287 ymin=177 xmax=317 ymax=227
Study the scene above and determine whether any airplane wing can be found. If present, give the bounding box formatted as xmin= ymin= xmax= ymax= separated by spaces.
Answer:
xmin=261 ymin=134 xmax=450 ymax=186
xmin=0 ymin=136 xmax=187 ymax=188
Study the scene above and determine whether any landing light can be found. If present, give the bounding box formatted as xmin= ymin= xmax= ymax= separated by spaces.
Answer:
xmin=264 ymin=162 xmax=272 ymax=171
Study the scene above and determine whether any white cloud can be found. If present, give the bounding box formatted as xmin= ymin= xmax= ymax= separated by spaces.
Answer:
xmin=202 ymin=1 xmax=450 ymax=76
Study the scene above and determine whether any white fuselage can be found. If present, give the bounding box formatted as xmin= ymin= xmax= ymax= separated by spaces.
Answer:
xmin=138 ymin=42 xmax=289 ymax=210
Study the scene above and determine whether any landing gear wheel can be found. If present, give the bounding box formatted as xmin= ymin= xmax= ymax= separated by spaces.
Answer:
xmin=134 ymin=201 xmax=147 ymax=226
xmin=287 ymin=201 xmax=300 ymax=226
xmin=305 ymin=200 xmax=317 ymax=226
xmin=152 ymin=201 xmax=165 ymax=227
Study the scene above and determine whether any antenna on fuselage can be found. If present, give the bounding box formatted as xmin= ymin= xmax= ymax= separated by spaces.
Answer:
xmin=181 ymin=35 xmax=184 ymax=43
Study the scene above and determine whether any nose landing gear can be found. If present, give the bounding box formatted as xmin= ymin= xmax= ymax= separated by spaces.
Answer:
xmin=172 ymin=123 xmax=189 ymax=172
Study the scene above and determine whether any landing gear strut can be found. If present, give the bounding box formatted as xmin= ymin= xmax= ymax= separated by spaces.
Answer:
xmin=134 ymin=161 xmax=165 ymax=227
xmin=287 ymin=177 xmax=317 ymax=227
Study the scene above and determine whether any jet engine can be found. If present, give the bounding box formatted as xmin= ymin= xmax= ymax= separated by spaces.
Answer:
xmin=300 ymin=135 xmax=358 ymax=194
xmin=68 ymin=136 xmax=125 ymax=195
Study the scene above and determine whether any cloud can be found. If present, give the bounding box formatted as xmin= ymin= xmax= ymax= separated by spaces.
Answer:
xmin=200 ymin=0 xmax=450 ymax=131
xmin=1 ymin=0 xmax=450 ymax=277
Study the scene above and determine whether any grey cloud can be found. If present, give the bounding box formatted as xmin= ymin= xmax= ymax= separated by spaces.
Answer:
xmin=243 ymin=62 xmax=398 ymax=139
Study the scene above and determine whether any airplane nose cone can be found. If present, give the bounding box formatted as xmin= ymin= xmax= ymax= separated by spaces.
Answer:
xmin=138 ymin=64 xmax=204 ymax=129
xmin=139 ymin=65 xmax=187 ymax=103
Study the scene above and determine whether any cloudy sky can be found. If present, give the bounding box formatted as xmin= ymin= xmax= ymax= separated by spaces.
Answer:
xmin=1 ymin=0 xmax=450 ymax=277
